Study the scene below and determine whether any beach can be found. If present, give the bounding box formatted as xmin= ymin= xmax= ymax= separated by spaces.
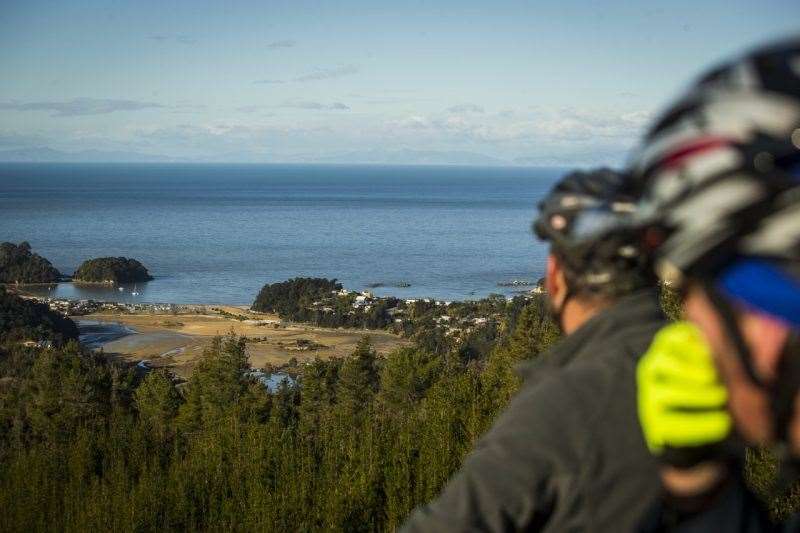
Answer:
xmin=77 ymin=306 xmax=409 ymax=377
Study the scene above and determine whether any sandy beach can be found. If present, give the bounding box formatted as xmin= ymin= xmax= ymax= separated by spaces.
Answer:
xmin=77 ymin=306 xmax=409 ymax=378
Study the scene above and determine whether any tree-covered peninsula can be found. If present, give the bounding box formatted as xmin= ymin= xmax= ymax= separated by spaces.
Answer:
xmin=73 ymin=257 xmax=154 ymax=284
xmin=0 ymin=242 xmax=62 ymax=284
xmin=252 ymin=277 xmax=343 ymax=316
xmin=0 ymin=287 xmax=79 ymax=344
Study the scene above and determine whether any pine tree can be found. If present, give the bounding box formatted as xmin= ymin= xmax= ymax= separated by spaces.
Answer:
xmin=134 ymin=369 xmax=181 ymax=444
xmin=378 ymin=347 xmax=441 ymax=412
xmin=336 ymin=336 xmax=379 ymax=421
xmin=480 ymin=302 xmax=559 ymax=422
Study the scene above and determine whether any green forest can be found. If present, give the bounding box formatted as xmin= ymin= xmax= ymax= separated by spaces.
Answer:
xmin=253 ymin=278 xmax=343 ymax=317
xmin=73 ymin=257 xmax=154 ymax=283
xmin=0 ymin=286 xmax=796 ymax=531
xmin=0 ymin=242 xmax=62 ymax=284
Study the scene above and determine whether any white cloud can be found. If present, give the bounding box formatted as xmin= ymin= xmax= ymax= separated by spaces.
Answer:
xmin=149 ymin=34 xmax=197 ymax=45
xmin=280 ymin=100 xmax=350 ymax=110
xmin=292 ymin=65 xmax=359 ymax=82
xmin=0 ymin=98 xmax=163 ymax=117
xmin=266 ymin=39 xmax=296 ymax=49
xmin=446 ymin=103 xmax=484 ymax=114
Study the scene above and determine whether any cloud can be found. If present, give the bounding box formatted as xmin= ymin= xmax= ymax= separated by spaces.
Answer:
xmin=128 ymin=122 xmax=342 ymax=159
xmin=389 ymin=115 xmax=430 ymax=129
xmin=0 ymin=131 xmax=51 ymax=148
xmin=280 ymin=100 xmax=350 ymax=110
xmin=384 ymin=106 xmax=654 ymax=151
xmin=347 ymin=93 xmax=407 ymax=105
xmin=0 ymin=98 xmax=163 ymax=117
xmin=446 ymin=103 xmax=484 ymax=114
xmin=292 ymin=65 xmax=359 ymax=82
xmin=149 ymin=33 xmax=197 ymax=45
xmin=234 ymin=105 xmax=277 ymax=116
xmin=254 ymin=65 xmax=360 ymax=85
xmin=266 ymin=39 xmax=296 ymax=49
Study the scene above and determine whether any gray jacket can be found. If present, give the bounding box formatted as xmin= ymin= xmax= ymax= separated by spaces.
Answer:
xmin=402 ymin=289 xmax=666 ymax=532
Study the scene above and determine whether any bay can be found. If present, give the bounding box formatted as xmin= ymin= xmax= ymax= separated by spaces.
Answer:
xmin=0 ymin=163 xmax=563 ymax=304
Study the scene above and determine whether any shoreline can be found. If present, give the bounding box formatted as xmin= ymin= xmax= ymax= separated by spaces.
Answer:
xmin=3 ymin=275 xmax=541 ymax=307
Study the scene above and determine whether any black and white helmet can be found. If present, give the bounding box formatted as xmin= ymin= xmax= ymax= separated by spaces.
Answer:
xmin=630 ymin=36 xmax=800 ymax=287
xmin=532 ymin=167 xmax=651 ymax=295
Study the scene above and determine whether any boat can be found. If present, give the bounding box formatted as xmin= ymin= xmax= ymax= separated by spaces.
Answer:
xmin=131 ymin=284 xmax=139 ymax=296
xmin=118 ymin=287 xmax=124 ymax=292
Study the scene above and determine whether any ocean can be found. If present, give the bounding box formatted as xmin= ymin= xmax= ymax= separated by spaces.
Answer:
xmin=0 ymin=163 xmax=563 ymax=304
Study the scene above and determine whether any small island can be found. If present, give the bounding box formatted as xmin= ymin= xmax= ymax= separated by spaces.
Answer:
xmin=73 ymin=257 xmax=154 ymax=284
xmin=0 ymin=241 xmax=62 ymax=284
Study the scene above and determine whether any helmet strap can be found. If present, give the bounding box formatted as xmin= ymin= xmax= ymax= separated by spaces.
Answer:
xmin=549 ymin=286 xmax=573 ymax=334
xmin=704 ymin=283 xmax=762 ymax=386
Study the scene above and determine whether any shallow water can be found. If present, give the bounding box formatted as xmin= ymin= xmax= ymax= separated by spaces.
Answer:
xmin=1 ymin=163 xmax=562 ymax=303
xmin=77 ymin=319 xmax=137 ymax=349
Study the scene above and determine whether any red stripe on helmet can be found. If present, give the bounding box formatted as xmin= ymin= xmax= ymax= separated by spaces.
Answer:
xmin=660 ymin=137 xmax=733 ymax=170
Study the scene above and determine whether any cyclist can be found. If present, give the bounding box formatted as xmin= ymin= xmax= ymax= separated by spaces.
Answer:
xmin=632 ymin=37 xmax=800 ymax=530
xmin=402 ymin=168 xmax=665 ymax=531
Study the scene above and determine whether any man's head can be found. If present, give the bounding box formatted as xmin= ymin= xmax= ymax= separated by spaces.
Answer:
xmin=631 ymin=36 xmax=800 ymax=448
xmin=533 ymin=167 xmax=654 ymax=333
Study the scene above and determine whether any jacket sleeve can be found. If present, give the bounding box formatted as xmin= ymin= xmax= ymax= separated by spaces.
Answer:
xmin=400 ymin=375 xmax=586 ymax=532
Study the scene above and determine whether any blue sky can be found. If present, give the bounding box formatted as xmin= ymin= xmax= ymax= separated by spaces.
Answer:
xmin=1 ymin=0 xmax=798 ymax=164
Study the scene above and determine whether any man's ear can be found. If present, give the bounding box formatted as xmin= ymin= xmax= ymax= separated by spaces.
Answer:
xmin=546 ymin=254 xmax=567 ymax=309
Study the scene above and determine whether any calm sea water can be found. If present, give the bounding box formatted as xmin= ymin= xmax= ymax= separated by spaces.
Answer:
xmin=0 ymin=163 xmax=563 ymax=304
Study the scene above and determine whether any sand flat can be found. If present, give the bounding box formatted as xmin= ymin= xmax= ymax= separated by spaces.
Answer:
xmin=80 ymin=311 xmax=409 ymax=377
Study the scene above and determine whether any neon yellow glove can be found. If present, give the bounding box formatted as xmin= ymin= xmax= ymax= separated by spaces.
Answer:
xmin=637 ymin=321 xmax=732 ymax=456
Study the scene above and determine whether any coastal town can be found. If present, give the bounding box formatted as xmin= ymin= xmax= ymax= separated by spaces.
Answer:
xmin=3 ymin=241 xmax=547 ymax=383
xmin=21 ymin=281 xmax=544 ymax=340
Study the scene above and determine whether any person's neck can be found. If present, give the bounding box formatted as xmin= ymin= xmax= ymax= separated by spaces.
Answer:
xmin=561 ymin=297 xmax=610 ymax=335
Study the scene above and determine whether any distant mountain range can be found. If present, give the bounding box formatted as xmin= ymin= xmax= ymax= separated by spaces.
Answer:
xmin=303 ymin=148 xmax=508 ymax=166
xmin=0 ymin=147 xmax=184 ymax=163
xmin=0 ymin=146 xmax=528 ymax=166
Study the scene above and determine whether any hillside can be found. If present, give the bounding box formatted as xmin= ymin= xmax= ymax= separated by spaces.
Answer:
xmin=0 ymin=287 xmax=79 ymax=343
xmin=0 ymin=242 xmax=62 ymax=284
